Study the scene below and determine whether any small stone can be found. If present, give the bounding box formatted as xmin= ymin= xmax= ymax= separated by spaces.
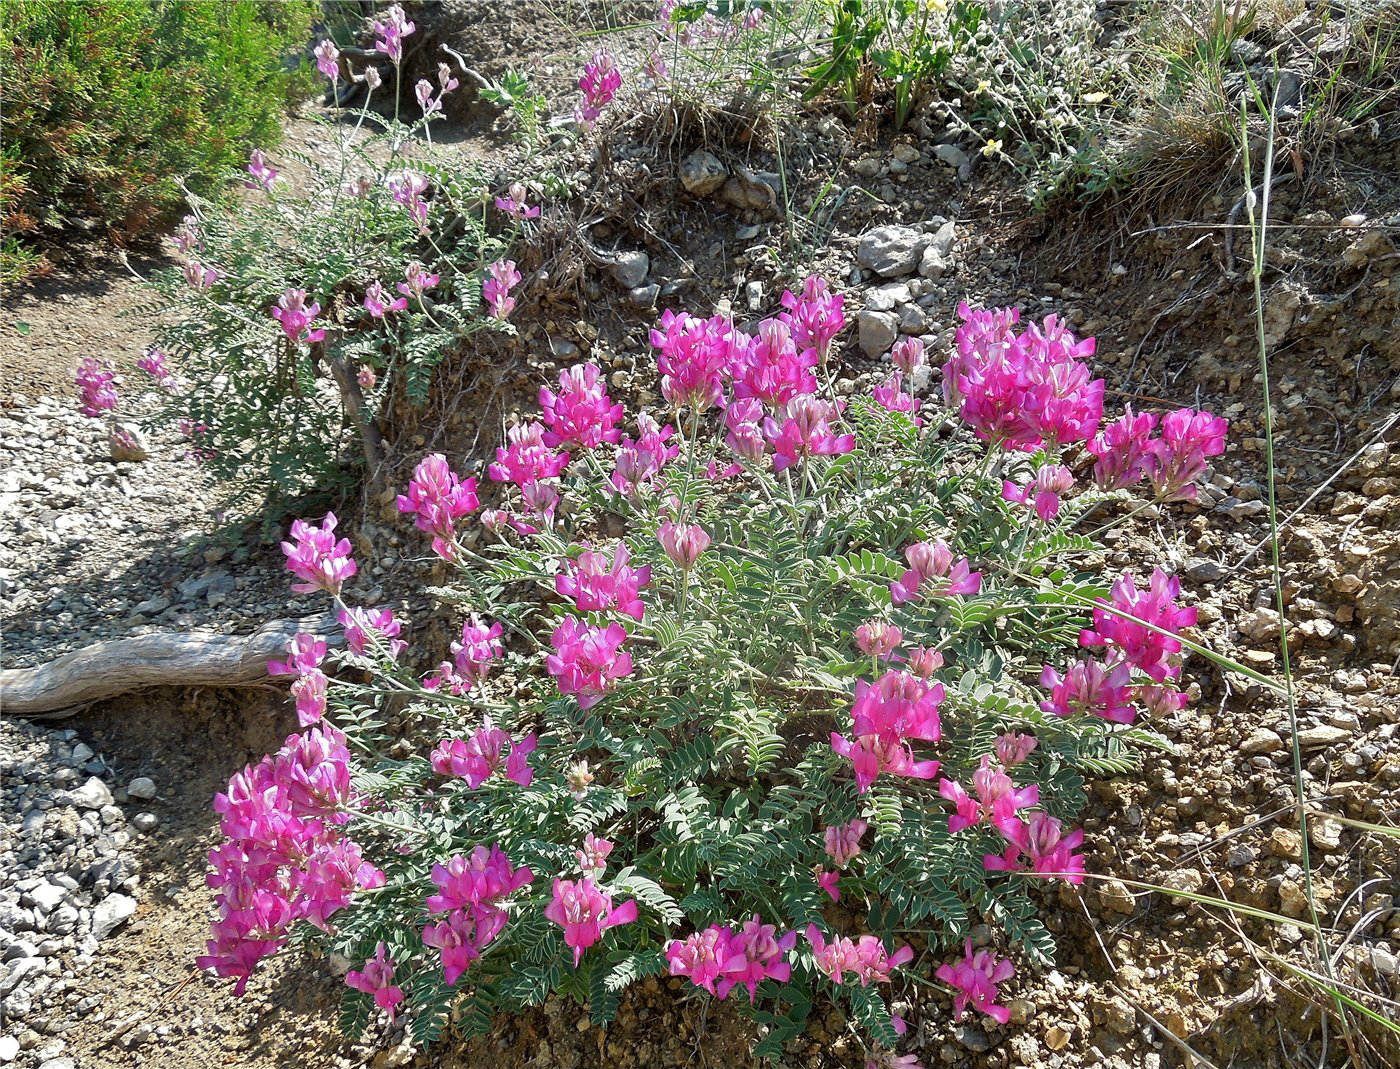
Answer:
xmin=608 ymin=251 xmax=649 ymax=289
xmin=857 ymin=225 xmax=926 ymax=277
xmin=1098 ymin=878 xmax=1135 ymax=915
xmin=65 ymin=777 xmax=112 ymax=811
xmin=1298 ymin=724 xmax=1348 ymax=748
xmin=0 ymin=1035 xmax=17 ymax=1062
xmin=26 ymin=884 xmax=65 ymax=915
xmin=891 ymin=143 xmax=919 ymax=163
xmin=1045 ymin=1024 xmax=1071 ymax=1050
xmin=679 ymin=149 xmax=727 ymax=196
xmin=132 ymin=813 xmax=159 ymax=833
xmin=918 ymin=245 xmax=950 ymax=279
xmin=1186 ymin=558 xmax=1225 ymax=583
xmin=1241 ymin=728 xmax=1284 ymax=755
xmin=925 ymin=219 xmax=956 ymax=257
xmin=956 ymin=1025 xmax=993 ymax=1051
xmin=91 ymin=895 xmax=136 ymax=940
xmin=857 ymin=311 xmax=899 ymax=358
xmin=1309 ymin=816 xmax=1343 ymax=852
xmin=933 ymin=143 xmax=971 ymax=170
xmin=627 ymin=284 xmax=659 ymax=310
xmin=1269 ymin=827 xmax=1303 ymax=860
xmin=126 ymin=777 xmax=156 ymax=800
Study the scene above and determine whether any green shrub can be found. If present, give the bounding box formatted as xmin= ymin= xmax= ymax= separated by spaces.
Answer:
xmin=0 ymin=0 xmax=315 ymax=265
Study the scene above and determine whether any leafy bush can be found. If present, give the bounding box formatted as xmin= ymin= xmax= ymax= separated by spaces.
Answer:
xmin=132 ymin=22 xmax=522 ymax=511
xmin=200 ymin=288 xmax=1232 ymax=1064
xmin=0 ymin=0 xmax=316 ymax=267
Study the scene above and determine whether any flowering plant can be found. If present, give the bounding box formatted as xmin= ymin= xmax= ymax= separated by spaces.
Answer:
xmin=205 ymin=287 xmax=1225 ymax=1063
xmin=133 ymin=23 xmax=529 ymax=507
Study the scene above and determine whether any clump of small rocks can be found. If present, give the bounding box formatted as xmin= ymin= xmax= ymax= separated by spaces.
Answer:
xmin=0 ymin=717 xmax=157 ymax=1066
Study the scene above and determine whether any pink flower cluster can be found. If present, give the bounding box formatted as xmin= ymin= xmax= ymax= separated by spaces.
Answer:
xmin=483 ymin=259 xmax=520 ymax=318
xmin=545 ymin=877 xmax=637 ymax=966
xmin=372 ymin=4 xmax=414 ymax=64
xmin=271 ymin=288 xmax=326 ymax=346
xmin=936 ymin=940 xmax=1015 ymax=1023
xmin=281 ymin=511 xmax=356 ymax=596
xmin=363 ymin=281 xmax=407 ymax=319
xmin=555 ymin=544 xmax=651 ymax=620
xmin=200 ymin=724 xmax=382 ymax=994
xmin=983 ymin=812 xmax=1085 ymax=883
xmin=778 ymin=275 xmax=846 ymax=364
xmin=939 ymin=755 xmax=1038 ymax=834
xmin=1042 ymin=567 xmax=1196 ymax=725
xmin=575 ymin=50 xmax=621 ymax=128
xmin=398 ymin=261 xmax=438 ymax=301
xmin=430 ymin=721 xmax=536 ymax=789
xmin=832 ymin=669 xmax=943 ymax=794
xmin=345 ymin=942 xmax=403 ymax=1020
xmin=658 ymin=520 xmax=710 ymax=568
xmin=649 ymin=310 xmax=737 ymax=411
xmin=424 ymin=616 xmax=504 ymax=693
xmin=872 ymin=372 xmax=921 ymax=425
xmin=314 ymin=39 xmax=339 ymax=82
xmin=338 ymin=606 xmax=406 ymax=660
xmin=890 ymin=539 xmax=981 ymax=605
xmin=138 ymin=348 xmax=176 ymax=390
xmin=75 ymin=357 xmax=117 ymax=417
xmin=397 ymin=453 xmax=479 ymax=559
xmin=1088 ymin=406 xmax=1229 ymax=501
xmin=818 ymin=818 xmax=868 ymax=901
xmin=244 ymin=148 xmax=277 ymax=192
xmin=766 ymin=396 xmax=855 ymax=472
xmin=423 ymin=846 xmax=533 ymax=984
xmin=268 ymin=632 xmax=329 ymax=726
xmin=945 ymin=304 xmax=1103 ymax=451
xmin=609 ymin=414 xmax=678 ymax=499
xmin=805 ymin=926 xmax=913 ymax=986
xmin=667 ymin=916 xmax=796 ymax=1001
xmin=1002 ymin=463 xmax=1074 ymax=522
xmin=546 ymin=617 xmax=633 ymax=709
xmin=495 ymin=181 xmax=541 ymax=221
xmin=415 ymin=62 xmax=459 ymax=116
xmin=540 ymin=362 xmax=623 ymax=449
xmin=388 ymin=171 xmax=429 ymax=231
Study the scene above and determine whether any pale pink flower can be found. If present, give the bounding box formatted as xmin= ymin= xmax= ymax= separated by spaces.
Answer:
xmin=314 ymin=39 xmax=340 ymax=82
xmin=372 ymin=4 xmax=415 ymax=64
xmin=271 ymin=288 xmax=326 ymax=345
xmin=824 ymin=819 xmax=868 ymax=868
xmin=658 ymin=521 xmax=710 ymax=569
xmin=483 ymin=258 xmax=521 ymax=319
xmin=268 ymin=632 xmax=327 ymax=677
xmin=138 ymin=348 xmax=177 ymax=389
xmin=397 ymin=261 xmax=439 ymax=300
xmin=337 ymin=607 xmax=405 ymax=660
xmin=764 ymin=395 xmax=854 ymax=472
xmin=890 ymin=539 xmax=980 ymax=604
xmin=244 ymin=149 xmax=277 ymax=192
xmin=890 ymin=336 xmax=926 ymax=373
xmin=906 ymin=646 xmax=944 ymax=678
xmin=855 ymin=620 xmax=902 ymax=661
xmin=363 ymin=281 xmax=407 ymax=319
xmin=575 ymin=833 xmax=614 ymax=876
xmin=994 ymin=731 xmax=1037 ymax=766
xmin=1002 ymin=463 xmax=1074 ymax=522
xmin=495 ymin=182 xmax=541 ymax=220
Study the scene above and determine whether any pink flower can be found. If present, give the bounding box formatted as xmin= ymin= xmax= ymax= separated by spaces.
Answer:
xmin=430 ymin=722 xmax=537 ymax=789
xmin=994 ymin=731 xmax=1037 ymax=766
xmin=490 ymin=421 xmax=570 ymax=487
xmin=667 ymin=925 xmax=734 ymax=995
xmin=268 ymin=632 xmax=327 ymax=677
xmin=245 ymin=149 xmax=277 ymax=192
xmin=824 ymin=819 xmax=868 ymax=868
xmin=483 ymin=258 xmax=521 ymax=319
xmin=830 ymin=732 xmax=939 ymax=795
xmin=458 ymin=616 xmax=504 ymax=685
xmin=363 ymin=281 xmax=407 ymax=319
xmin=546 ymin=616 xmax=633 ymax=709
xmin=495 ymin=181 xmax=542 ymax=220
xmin=608 ymin=414 xmax=678 ymax=498
xmin=890 ymin=336 xmax=926 ymax=374
xmin=906 ymin=646 xmax=944 ymax=678
xmin=426 ymin=845 xmax=534 ymax=915
xmin=649 ymin=309 xmax=734 ymax=411
xmin=805 ymin=926 xmax=911 ymax=987
xmin=521 ymin=480 xmax=559 ymax=524
xmin=1079 ymin=568 xmax=1197 ymax=682
xmin=576 ymin=833 xmax=614 ymax=876
xmin=539 ymin=362 xmax=624 ymax=449
xmin=438 ymin=62 xmax=460 ymax=96
xmin=544 ymin=877 xmax=638 ymax=966
xmin=397 ymin=261 xmax=439 ymax=301
xmin=387 ymin=171 xmax=429 ymax=230
xmin=1136 ymin=683 xmax=1187 ymax=718
xmin=890 ymin=539 xmax=980 ymax=604
xmin=732 ymin=319 xmax=817 ymax=408
xmin=855 ymin=620 xmax=902 ymax=661
xmin=337 ymin=607 xmax=406 ymax=660
xmin=372 ymin=4 xmax=415 ymax=64
xmin=138 ymin=348 xmax=176 ymax=389
xmin=724 ymin=398 xmax=768 ymax=461
xmin=850 ymin=671 xmax=943 ymax=745
xmin=642 ymin=48 xmax=668 ymax=82
xmin=281 ymin=512 xmax=356 ymax=595
xmin=182 ymin=260 xmax=219 ymax=289
xmin=938 ymin=755 xmax=1038 ymax=834
xmin=1040 ymin=658 xmax=1136 ymax=723
xmin=314 ymin=39 xmax=340 ymax=82
xmin=764 ymin=395 xmax=855 ymax=472
xmin=817 ymin=870 xmax=842 ymax=901
xmin=556 ymin=543 xmax=651 ymax=620
xmin=983 ymin=812 xmax=1085 ymax=884
xmin=397 ymin=453 xmax=479 ymax=558
xmin=1148 ymin=409 xmax=1229 ymax=501
xmin=778 ymin=275 xmax=845 ymax=363
xmin=716 ymin=915 xmax=795 ymax=1002
xmin=271 ymin=289 xmax=326 ymax=345
xmin=357 ymin=365 xmax=376 ymax=390
xmin=415 ymin=78 xmax=441 ymax=115
xmin=75 ymin=357 xmax=117 ymax=416
xmin=290 ymin=669 xmax=327 ymax=726
xmin=422 ymin=909 xmax=492 ymax=985
xmin=346 ymin=943 xmax=404 ymax=1020
xmin=575 ymin=50 xmax=621 ymax=128
xmin=658 ymin=521 xmax=710 ymax=569
xmin=872 ymin=372 xmax=921 ymax=425
xmin=1088 ymin=406 xmax=1158 ymax=490
xmin=1002 ymin=463 xmax=1075 ymax=522
xmin=936 ymin=940 xmax=1015 ymax=1024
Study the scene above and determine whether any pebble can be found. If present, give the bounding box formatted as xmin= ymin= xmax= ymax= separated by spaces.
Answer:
xmin=91 ymin=894 xmax=137 ymax=940
xmin=1240 ymin=728 xmax=1284 ymax=755
xmin=65 ymin=777 xmax=112 ymax=810
xmin=856 ymin=224 xmax=926 ymax=278
xmin=132 ymin=812 xmax=160 ymax=833
xmin=126 ymin=777 xmax=157 ymax=800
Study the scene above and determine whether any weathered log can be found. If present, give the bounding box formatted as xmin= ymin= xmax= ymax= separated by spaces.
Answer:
xmin=1 ymin=614 xmax=339 ymax=719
